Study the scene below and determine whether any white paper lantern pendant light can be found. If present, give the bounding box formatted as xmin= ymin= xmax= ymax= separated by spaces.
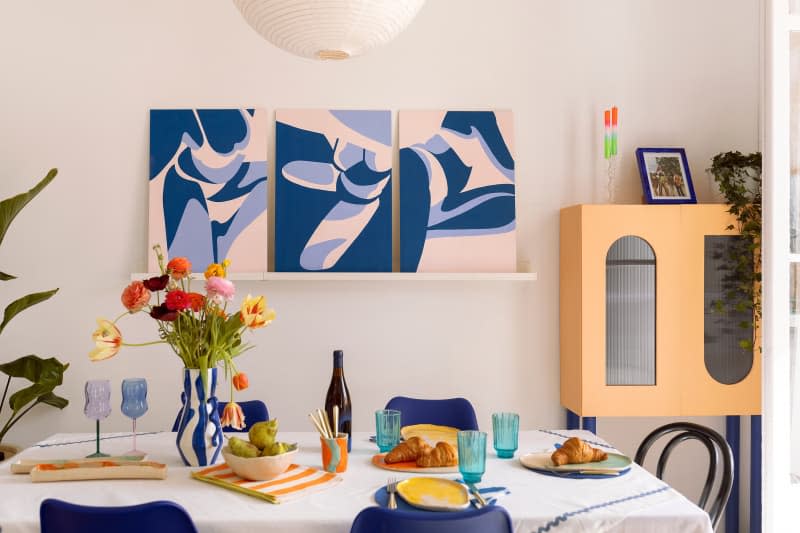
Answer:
xmin=232 ymin=0 xmax=426 ymax=60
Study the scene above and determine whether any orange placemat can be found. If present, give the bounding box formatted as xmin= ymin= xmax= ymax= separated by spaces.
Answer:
xmin=192 ymin=463 xmax=341 ymax=504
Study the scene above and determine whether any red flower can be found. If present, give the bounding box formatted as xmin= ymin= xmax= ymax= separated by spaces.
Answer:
xmin=232 ymin=372 xmax=249 ymax=391
xmin=149 ymin=303 xmax=178 ymax=322
xmin=167 ymin=257 xmax=192 ymax=280
xmin=165 ymin=290 xmax=191 ymax=311
xmin=143 ymin=275 xmax=169 ymax=291
xmin=187 ymin=292 xmax=205 ymax=312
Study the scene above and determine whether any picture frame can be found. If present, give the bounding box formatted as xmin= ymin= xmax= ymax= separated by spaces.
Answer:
xmin=635 ymin=148 xmax=697 ymax=204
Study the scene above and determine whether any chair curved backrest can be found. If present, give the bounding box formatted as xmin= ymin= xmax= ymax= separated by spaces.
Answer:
xmin=350 ymin=505 xmax=513 ymax=533
xmin=171 ymin=399 xmax=269 ymax=432
xmin=634 ymin=422 xmax=733 ymax=531
xmin=40 ymin=498 xmax=197 ymax=533
xmin=385 ymin=396 xmax=479 ymax=430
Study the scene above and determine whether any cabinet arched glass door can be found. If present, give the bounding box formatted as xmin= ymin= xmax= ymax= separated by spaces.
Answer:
xmin=606 ymin=236 xmax=656 ymax=385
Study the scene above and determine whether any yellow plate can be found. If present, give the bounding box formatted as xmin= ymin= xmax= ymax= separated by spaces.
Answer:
xmin=396 ymin=477 xmax=470 ymax=511
xmin=400 ymin=424 xmax=459 ymax=448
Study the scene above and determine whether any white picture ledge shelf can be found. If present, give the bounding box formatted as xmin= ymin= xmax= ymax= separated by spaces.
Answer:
xmin=130 ymin=272 xmax=537 ymax=282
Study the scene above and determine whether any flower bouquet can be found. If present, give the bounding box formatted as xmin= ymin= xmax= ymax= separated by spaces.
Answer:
xmin=89 ymin=245 xmax=275 ymax=465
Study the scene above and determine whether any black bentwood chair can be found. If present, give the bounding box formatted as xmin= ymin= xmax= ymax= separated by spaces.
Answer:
xmin=634 ymin=422 xmax=733 ymax=531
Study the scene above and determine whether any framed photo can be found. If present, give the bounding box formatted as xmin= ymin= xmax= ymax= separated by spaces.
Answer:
xmin=635 ymin=148 xmax=697 ymax=204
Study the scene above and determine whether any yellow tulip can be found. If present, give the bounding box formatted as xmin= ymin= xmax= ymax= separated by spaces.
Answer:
xmin=89 ymin=319 xmax=122 ymax=361
xmin=239 ymin=294 xmax=276 ymax=329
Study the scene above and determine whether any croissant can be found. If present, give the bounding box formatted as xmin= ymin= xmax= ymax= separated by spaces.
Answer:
xmin=384 ymin=436 xmax=432 ymax=464
xmin=416 ymin=441 xmax=458 ymax=467
xmin=551 ymin=437 xmax=607 ymax=466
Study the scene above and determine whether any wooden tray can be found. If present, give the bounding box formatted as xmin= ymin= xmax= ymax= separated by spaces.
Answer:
xmin=371 ymin=454 xmax=458 ymax=474
xmin=11 ymin=454 xmax=147 ymax=474
xmin=29 ymin=460 xmax=167 ymax=482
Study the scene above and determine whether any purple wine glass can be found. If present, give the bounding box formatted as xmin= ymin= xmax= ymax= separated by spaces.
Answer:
xmin=84 ymin=379 xmax=111 ymax=458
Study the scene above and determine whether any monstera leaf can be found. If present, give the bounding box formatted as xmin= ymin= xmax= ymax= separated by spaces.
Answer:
xmin=0 ymin=168 xmax=57 ymax=280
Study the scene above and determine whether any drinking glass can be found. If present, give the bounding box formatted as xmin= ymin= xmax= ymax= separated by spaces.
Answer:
xmin=375 ymin=409 xmax=401 ymax=453
xmin=84 ymin=380 xmax=111 ymax=458
xmin=457 ymin=430 xmax=487 ymax=484
xmin=121 ymin=378 xmax=148 ymax=456
xmin=492 ymin=412 xmax=519 ymax=458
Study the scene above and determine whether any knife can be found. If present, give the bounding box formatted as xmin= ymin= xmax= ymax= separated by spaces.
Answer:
xmin=466 ymin=483 xmax=488 ymax=507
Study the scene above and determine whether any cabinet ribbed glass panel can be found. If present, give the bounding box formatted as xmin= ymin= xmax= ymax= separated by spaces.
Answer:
xmin=605 ymin=236 xmax=656 ymax=385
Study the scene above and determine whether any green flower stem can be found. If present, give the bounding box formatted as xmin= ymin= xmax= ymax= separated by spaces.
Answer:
xmin=122 ymin=340 xmax=167 ymax=347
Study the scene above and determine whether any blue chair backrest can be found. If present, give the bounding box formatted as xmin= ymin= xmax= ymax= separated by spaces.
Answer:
xmin=40 ymin=498 xmax=197 ymax=533
xmin=385 ymin=396 xmax=479 ymax=430
xmin=350 ymin=505 xmax=512 ymax=533
xmin=171 ymin=399 xmax=269 ymax=432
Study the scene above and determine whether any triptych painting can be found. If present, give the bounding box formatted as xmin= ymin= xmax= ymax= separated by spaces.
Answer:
xmin=148 ymin=109 xmax=516 ymax=273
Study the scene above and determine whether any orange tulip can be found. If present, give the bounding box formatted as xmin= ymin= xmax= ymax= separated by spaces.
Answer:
xmin=232 ymin=372 xmax=249 ymax=391
xmin=220 ymin=401 xmax=245 ymax=430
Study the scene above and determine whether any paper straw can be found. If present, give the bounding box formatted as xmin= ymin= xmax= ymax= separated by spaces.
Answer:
xmin=308 ymin=413 xmax=326 ymax=438
xmin=611 ymin=106 xmax=619 ymax=156
xmin=604 ymin=109 xmax=611 ymax=159
xmin=333 ymin=405 xmax=339 ymax=439
xmin=317 ymin=408 xmax=332 ymax=438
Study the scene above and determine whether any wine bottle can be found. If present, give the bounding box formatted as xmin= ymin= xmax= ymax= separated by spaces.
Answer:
xmin=325 ymin=349 xmax=352 ymax=451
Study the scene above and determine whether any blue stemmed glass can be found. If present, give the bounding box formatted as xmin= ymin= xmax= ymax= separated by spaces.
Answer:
xmin=84 ymin=380 xmax=111 ymax=458
xmin=121 ymin=378 xmax=148 ymax=457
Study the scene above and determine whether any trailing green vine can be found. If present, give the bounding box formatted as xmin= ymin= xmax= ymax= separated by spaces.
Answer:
xmin=707 ymin=151 xmax=761 ymax=352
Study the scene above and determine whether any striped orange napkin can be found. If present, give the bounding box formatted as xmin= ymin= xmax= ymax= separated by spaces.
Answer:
xmin=191 ymin=463 xmax=341 ymax=504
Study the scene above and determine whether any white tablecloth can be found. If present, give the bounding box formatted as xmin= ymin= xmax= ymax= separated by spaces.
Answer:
xmin=0 ymin=430 xmax=712 ymax=533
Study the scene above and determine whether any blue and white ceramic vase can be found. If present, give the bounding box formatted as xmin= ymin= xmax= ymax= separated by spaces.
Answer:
xmin=175 ymin=367 xmax=222 ymax=466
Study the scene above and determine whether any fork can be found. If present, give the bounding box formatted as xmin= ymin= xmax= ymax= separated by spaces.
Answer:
xmin=387 ymin=477 xmax=398 ymax=510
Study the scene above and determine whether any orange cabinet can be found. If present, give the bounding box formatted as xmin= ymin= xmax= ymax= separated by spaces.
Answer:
xmin=559 ymin=204 xmax=760 ymax=417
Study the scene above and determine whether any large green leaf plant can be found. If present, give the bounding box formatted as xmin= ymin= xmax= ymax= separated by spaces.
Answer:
xmin=0 ymin=169 xmax=69 ymax=450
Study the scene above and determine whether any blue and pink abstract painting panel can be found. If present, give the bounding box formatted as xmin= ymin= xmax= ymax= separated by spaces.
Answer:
xmin=399 ymin=110 xmax=516 ymax=272
xmin=148 ymin=109 xmax=269 ymax=272
xmin=275 ymin=109 xmax=392 ymax=272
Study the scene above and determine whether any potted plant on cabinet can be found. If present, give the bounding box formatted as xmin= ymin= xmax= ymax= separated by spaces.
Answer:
xmin=0 ymin=169 xmax=70 ymax=460
xmin=707 ymin=151 xmax=762 ymax=353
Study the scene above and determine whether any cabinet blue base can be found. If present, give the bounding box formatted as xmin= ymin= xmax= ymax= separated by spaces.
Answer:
xmin=750 ymin=415 xmax=761 ymax=533
xmin=725 ymin=416 xmax=740 ymax=533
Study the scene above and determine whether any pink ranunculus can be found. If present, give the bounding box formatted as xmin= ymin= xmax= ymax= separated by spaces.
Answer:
xmin=121 ymin=281 xmax=151 ymax=312
xmin=205 ymin=276 xmax=235 ymax=305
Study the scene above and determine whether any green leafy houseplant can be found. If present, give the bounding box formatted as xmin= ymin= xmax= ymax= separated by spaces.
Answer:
xmin=707 ymin=151 xmax=762 ymax=352
xmin=0 ymin=169 xmax=69 ymax=458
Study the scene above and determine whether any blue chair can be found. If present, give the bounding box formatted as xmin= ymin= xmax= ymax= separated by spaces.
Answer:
xmin=40 ymin=499 xmax=197 ymax=533
xmin=385 ymin=396 xmax=479 ymax=430
xmin=350 ymin=505 xmax=513 ymax=533
xmin=171 ymin=400 xmax=269 ymax=432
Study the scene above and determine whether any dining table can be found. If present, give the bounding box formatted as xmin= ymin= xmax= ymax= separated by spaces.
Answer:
xmin=0 ymin=429 xmax=713 ymax=533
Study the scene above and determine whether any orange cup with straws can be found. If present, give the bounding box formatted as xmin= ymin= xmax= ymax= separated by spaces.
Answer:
xmin=320 ymin=434 xmax=348 ymax=473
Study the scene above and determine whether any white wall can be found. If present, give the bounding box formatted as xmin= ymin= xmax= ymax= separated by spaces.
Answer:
xmin=0 ymin=0 xmax=759 ymax=529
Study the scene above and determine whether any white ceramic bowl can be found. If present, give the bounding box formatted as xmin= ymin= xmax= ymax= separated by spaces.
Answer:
xmin=221 ymin=445 xmax=298 ymax=481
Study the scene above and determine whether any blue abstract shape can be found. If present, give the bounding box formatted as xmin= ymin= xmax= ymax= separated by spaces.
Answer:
xmin=179 ymin=147 xmax=247 ymax=184
xmin=399 ymin=147 xmax=431 ymax=272
xmin=196 ymin=109 xmax=249 ymax=155
xmin=214 ymin=181 xmax=268 ymax=261
xmin=331 ymin=110 xmax=391 ymax=146
xmin=282 ymin=160 xmax=338 ymax=187
xmin=163 ymin=166 xmax=207 ymax=248
xmin=150 ymin=110 xmax=201 ymax=179
xmin=207 ymin=162 xmax=266 ymax=202
xmin=441 ymin=111 xmax=514 ymax=171
xmin=300 ymin=238 xmax=348 ymax=271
